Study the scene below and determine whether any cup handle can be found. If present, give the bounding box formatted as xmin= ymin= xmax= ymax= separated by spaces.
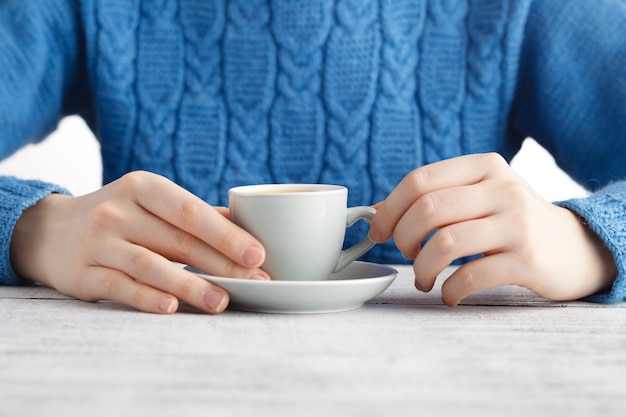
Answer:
xmin=333 ymin=206 xmax=377 ymax=273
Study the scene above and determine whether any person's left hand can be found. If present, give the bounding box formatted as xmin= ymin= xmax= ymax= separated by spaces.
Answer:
xmin=368 ymin=153 xmax=617 ymax=306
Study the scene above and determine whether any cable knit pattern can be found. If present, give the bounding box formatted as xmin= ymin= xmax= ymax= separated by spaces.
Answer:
xmin=2 ymin=0 xmax=626 ymax=303
xmin=369 ymin=0 xmax=425 ymax=261
xmin=175 ymin=0 xmax=227 ymax=203
xmin=420 ymin=0 xmax=468 ymax=163
xmin=133 ymin=0 xmax=184 ymax=180
xmin=462 ymin=0 xmax=508 ymax=154
xmin=321 ymin=0 xmax=380 ymax=207
xmin=89 ymin=0 xmax=140 ymax=184
xmin=321 ymin=0 xmax=381 ymax=256
xmin=270 ymin=0 xmax=332 ymax=183
xmin=371 ymin=0 xmax=425 ymax=202
xmin=221 ymin=0 xmax=276 ymax=196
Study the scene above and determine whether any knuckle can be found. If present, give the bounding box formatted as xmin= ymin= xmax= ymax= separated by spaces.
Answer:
xmin=416 ymin=193 xmax=440 ymax=220
xmin=131 ymin=286 xmax=149 ymax=309
xmin=177 ymin=274 xmax=196 ymax=300
xmin=453 ymin=265 xmax=479 ymax=294
xmin=218 ymin=226 xmax=240 ymax=254
xmin=118 ymin=170 xmax=149 ymax=191
xmin=128 ymin=251 xmax=152 ymax=276
xmin=88 ymin=201 xmax=124 ymax=229
xmin=376 ymin=200 xmax=394 ymax=222
xmin=222 ymin=258 xmax=240 ymax=278
xmin=394 ymin=237 xmax=417 ymax=260
xmin=172 ymin=230 xmax=197 ymax=258
xmin=177 ymin=199 xmax=202 ymax=227
xmin=501 ymin=181 xmax=530 ymax=204
xmin=116 ymin=171 xmax=167 ymax=197
xmin=433 ymin=228 xmax=457 ymax=255
xmin=483 ymin=152 xmax=508 ymax=172
xmin=99 ymin=273 xmax=121 ymax=300
xmin=407 ymin=166 xmax=431 ymax=195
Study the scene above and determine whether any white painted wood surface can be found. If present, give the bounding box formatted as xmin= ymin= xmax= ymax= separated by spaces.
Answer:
xmin=1 ymin=265 xmax=625 ymax=417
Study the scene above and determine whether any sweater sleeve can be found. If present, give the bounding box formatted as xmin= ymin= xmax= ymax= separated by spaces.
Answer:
xmin=0 ymin=1 xmax=85 ymax=284
xmin=510 ymin=0 xmax=626 ymax=302
xmin=0 ymin=0 xmax=87 ymax=155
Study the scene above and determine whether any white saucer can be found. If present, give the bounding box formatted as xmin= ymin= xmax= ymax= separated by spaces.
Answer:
xmin=187 ymin=262 xmax=397 ymax=314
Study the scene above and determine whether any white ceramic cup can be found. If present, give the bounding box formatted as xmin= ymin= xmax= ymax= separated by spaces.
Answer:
xmin=228 ymin=184 xmax=376 ymax=281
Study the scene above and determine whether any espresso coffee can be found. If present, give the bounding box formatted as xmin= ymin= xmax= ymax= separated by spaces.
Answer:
xmin=250 ymin=189 xmax=313 ymax=194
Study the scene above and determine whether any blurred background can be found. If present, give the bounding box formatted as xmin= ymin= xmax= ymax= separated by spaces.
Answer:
xmin=0 ymin=115 xmax=588 ymax=201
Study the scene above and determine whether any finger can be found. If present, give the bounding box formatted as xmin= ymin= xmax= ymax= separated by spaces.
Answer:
xmin=441 ymin=253 xmax=519 ymax=307
xmin=370 ymin=153 xmax=507 ymax=242
xmin=81 ymin=266 xmax=180 ymax=314
xmin=215 ymin=206 xmax=230 ymax=219
xmin=392 ymin=183 xmax=499 ymax=259
xmin=121 ymin=172 xmax=265 ymax=268
xmin=413 ymin=216 xmax=510 ymax=292
xmin=96 ymin=242 xmax=230 ymax=314
xmin=122 ymin=204 xmax=269 ymax=279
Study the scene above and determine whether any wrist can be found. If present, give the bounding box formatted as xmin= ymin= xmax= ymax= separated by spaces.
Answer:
xmin=577 ymin=214 xmax=618 ymax=296
xmin=557 ymin=206 xmax=618 ymax=298
xmin=10 ymin=193 xmax=71 ymax=285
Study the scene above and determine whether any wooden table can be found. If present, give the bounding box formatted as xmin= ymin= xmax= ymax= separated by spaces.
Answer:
xmin=1 ymin=265 xmax=625 ymax=416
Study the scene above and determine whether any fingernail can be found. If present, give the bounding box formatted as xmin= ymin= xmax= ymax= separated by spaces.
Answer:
xmin=250 ymin=271 xmax=270 ymax=280
xmin=158 ymin=297 xmax=177 ymax=314
xmin=242 ymin=245 xmax=264 ymax=266
xmin=204 ymin=289 xmax=228 ymax=312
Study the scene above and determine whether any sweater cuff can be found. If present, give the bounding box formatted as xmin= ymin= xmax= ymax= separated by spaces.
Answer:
xmin=556 ymin=182 xmax=626 ymax=303
xmin=0 ymin=176 xmax=72 ymax=285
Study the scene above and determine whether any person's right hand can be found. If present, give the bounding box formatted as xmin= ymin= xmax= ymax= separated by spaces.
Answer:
xmin=9 ymin=171 xmax=268 ymax=314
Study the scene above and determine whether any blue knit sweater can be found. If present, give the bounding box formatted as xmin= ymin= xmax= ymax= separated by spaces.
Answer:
xmin=1 ymin=0 xmax=625 ymax=302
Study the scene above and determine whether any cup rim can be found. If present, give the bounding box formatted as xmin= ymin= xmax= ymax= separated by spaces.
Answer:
xmin=229 ymin=183 xmax=346 ymax=196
